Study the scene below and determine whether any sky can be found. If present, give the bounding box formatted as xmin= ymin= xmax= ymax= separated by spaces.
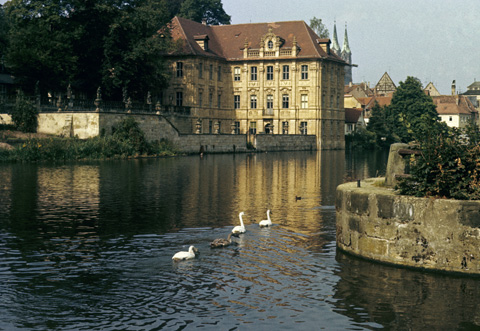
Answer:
xmin=1 ymin=0 xmax=478 ymax=94
xmin=222 ymin=0 xmax=480 ymax=94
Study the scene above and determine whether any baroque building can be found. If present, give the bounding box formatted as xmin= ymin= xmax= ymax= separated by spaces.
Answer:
xmin=164 ymin=17 xmax=347 ymax=150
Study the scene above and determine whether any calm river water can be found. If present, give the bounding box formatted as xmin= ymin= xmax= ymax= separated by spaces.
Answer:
xmin=1 ymin=150 xmax=479 ymax=330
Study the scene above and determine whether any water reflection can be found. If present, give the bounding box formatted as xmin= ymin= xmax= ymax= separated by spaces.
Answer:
xmin=1 ymin=150 xmax=478 ymax=330
xmin=334 ymin=252 xmax=480 ymax=329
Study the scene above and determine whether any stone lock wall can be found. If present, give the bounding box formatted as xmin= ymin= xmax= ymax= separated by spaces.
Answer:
xmin=35 ymin=112 xmax=317 ymax=154
xmin=336 ymin=178 xmax=480 ymax=275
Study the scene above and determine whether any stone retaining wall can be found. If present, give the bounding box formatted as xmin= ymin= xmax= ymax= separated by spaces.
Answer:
xmin=336 ymin=178 xmax=480 ymax=275
xmin=35 ymin=112 xmax=316 ymax=154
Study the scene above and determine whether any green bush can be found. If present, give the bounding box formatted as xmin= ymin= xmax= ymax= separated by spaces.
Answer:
xmin=397 ymin=123 xmax=480 ymax=200
xmin=9 ymin=90 xmax=38 ymax=133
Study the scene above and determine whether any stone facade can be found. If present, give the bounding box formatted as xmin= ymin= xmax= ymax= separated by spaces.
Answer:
xmin=164 ymin=17 xmax=346 ymax=150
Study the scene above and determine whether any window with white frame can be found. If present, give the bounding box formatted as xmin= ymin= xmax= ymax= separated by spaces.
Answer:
xmin=282 ymin=94 xmax=289 ymax=108
xmin=301 ymin=94 xmax=308 ymax=109
xmin=250 ymin=95 xmax=257 ymax=109
xmin=250 ymin=66 xmax=257 ymax=81
xmin=301 ymin=65 xmax=308 ymax=79
xmin=176 ymin=62 xmax=183 ymax=77
xmin=266 ymin=66 xmax=273 ymax=80
xmin=266 ymin=95 xmax=273 ymax=109
xmin=282 ymin=65 xmax=289 ymax=80
xmin=234 ymin=95 xmax=240 ymax=109
xmin=234 ymin=67 xmax=241 ymax=81
xmin=300 ymin=121 xmax=307 ymax=135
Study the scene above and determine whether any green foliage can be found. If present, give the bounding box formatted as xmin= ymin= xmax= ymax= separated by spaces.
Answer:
xmin=111 ymin=117 xmax=148 ymax=155
xmin=309 ymin=17 xmax=329 ymax=38
xmin=389 ymin=76 xmax=439 ymax=143
xmin=0 ymin=135 xmax=177 ymax=162
xmin=346 ymin=127 xmax=377 ymax=149
xmin=9 ymin=90 xmax=38 ymax=133
xmin=366 ymin=101 xmax=397 ymax=148
xmin=178 ymin=0 xmax=231 ymax=25
xmin=366 ymin=76 xmax=440 ymax=148
xmin=397 ymin=123 xmax=480 ymax=200
xmin=102 ymin=0 xmax=172 ymax=99
xmin=2 ymin=0 xmax=174 ymax=97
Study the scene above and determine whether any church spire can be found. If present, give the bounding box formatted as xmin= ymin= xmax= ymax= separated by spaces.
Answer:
xmin=341 ymin=23 xmax=351 ymax=55
xmin=331 ymin=21 xmax=340 ymax=56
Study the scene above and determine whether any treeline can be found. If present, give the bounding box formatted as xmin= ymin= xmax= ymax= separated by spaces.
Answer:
xmin=0 ymin=0 xmax=230 ymax=100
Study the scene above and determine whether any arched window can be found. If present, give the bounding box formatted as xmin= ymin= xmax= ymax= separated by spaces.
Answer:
xmin=268 ymin=40 xmax=273 ymax=49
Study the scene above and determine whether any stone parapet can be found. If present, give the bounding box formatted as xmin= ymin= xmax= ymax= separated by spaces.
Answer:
xmin=336 ymin=178 xmax=480 ymax=275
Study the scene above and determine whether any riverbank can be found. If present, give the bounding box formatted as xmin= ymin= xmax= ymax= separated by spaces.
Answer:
xmin=0 ymin=128 xmax=178 ymax=162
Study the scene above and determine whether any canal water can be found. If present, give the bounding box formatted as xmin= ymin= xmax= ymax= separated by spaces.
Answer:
xmin=0 ymin=150 xmax=479 ymax=330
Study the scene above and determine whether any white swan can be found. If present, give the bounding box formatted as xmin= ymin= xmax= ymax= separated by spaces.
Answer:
xmin=232 ymin=212 xmax=246 ymax=234
xmin=172 ymin=245 xmax=198 ymax=261
xmin=259 ymin=209 xmax=272 ymax=227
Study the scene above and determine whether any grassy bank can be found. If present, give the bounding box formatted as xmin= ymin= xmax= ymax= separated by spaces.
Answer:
xmin=0 ymin=135 xmax=178 ymax=162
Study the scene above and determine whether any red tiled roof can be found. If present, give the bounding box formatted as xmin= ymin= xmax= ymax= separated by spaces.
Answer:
xmin=169 ymin=16 xmax=345 ymax=62
xmin=345 ymin=108 xmax=362 ymax=123
xmin=432 ymin=95 xmax=477 ymax=115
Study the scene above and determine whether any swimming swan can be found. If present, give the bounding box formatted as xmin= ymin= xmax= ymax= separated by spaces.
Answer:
xmin=259 ymin=209 xmax=272 ymax=227
xmin=232 ymin=212 xmax=246 ymax=234
xmin=172 ymin=245 xmax=198 ymax=261
xmin=210 ymin=233 xmax=237 ymax=248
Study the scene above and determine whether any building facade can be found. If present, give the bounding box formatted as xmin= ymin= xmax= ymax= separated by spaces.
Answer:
xmin=164 ymin=17 xmax=347 ymax=149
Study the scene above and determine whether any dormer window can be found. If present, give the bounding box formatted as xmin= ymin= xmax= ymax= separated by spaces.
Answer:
xmin=194 ymin=34 xmax=209 ymax=51
xmin=268 ymin=40 xmax=273 ymax=49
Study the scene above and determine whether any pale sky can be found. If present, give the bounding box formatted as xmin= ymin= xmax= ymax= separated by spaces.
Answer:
xmin=222 ymin=0 xmax=480 ymax=94
xmin=1 ymin=0 xmax=478 ymax=94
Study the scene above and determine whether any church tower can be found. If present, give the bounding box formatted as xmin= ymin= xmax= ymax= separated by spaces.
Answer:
xmin=331 ymin=22 xmax=341 ymax=56
xmin=340 ymin=23 xmax=352 ymax=85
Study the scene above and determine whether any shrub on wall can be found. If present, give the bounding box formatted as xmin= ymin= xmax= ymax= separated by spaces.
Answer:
xmin=9 ymin=90 xmax=38 ymax=133
xmin=397 ymin=123 xmax=480 ymax=200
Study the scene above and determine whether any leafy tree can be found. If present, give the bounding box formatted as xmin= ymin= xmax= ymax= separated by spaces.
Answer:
xmin=3 ymin=0 xmax=78 ymax=93
xmin=389 ymin=76 xmax=439 ymax=143
xmin=178 ymin=0 xmax=231 ymax=25
xmin=0 ymin=5 xmax=7 ymax=63
xmin=102 ymin=0 xmax=172 ymax=99
xmin=309 ymin=16 xmax=329 ymax=38
xmin=366 ymin=101 xmax=396 ymax=148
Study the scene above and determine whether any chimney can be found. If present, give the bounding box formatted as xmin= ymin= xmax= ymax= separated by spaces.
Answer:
xmin=202 ymin=18 xmax=207 ymax=25
xmin=451 ymin=80 xmax=456 ymax=95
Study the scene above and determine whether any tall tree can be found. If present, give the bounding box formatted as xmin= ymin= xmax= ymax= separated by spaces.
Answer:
xmin=3 ymin=0 xmax=78 ymax=93
xmin=389 ymin=76 xmax=439 ymax=142
xmin=102 ymin=0 xmax=172 ymax=99
xmin=309 ymin=16 xmax=329 ymax=38
xmin=0 ymin=5 xmax=7 ymax=68
xmin=178 ymin=0 xmax=231 ymax=25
